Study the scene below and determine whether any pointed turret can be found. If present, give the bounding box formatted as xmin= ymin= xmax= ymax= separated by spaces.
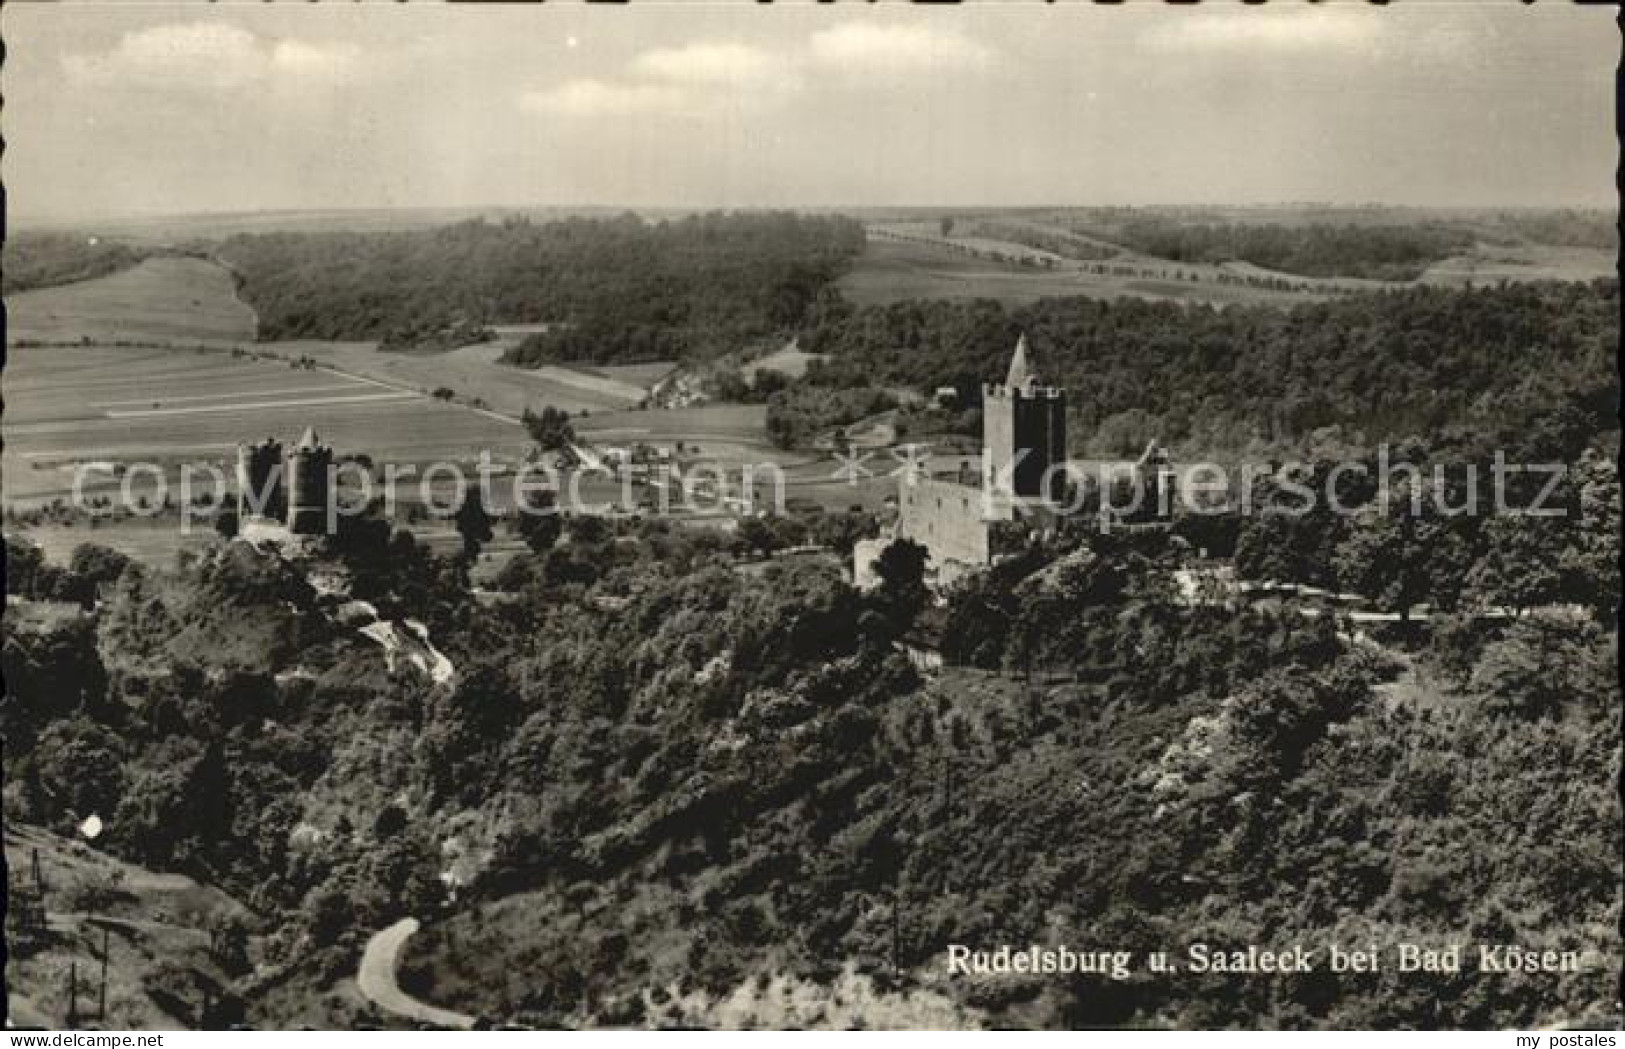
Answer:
xmin=982 ymin=332 xmax=1065 ymax=501
xmin=1136 ymin=438 xmax=1169 ymax=470
xmin=287 ymin=426 xmax=332 ymax=535
xmin=1005 ymin=334 xmax=1034 ymax=390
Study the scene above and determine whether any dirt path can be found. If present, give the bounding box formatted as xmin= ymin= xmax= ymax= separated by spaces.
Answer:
xmin=356 ymin=918 xmax=475 ymax=1030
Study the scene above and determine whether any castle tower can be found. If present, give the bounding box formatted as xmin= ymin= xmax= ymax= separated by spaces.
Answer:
xmin=1135 ymin=438 xmax=1176 ymax=520
xmin=285 ymin=426 xmax=333 ymax=535
xmin=236 ymin=438 xmax=285 ymax=522
xmin=982 ymin=334 xmax=1066 ymax=500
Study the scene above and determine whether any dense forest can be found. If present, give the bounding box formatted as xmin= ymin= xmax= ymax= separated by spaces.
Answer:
xmin=796 ymin=280 xmax=1619 ymax=457
xmin=5 ymin=486 xmax=1616 ymax=1027
xmin=3 ymin=232 xmax=150 ymax=293
xmin=1074 ymin=220 xmax=1474 ymax=281
xmin=217 ymin=213 xmax=865 ymax=361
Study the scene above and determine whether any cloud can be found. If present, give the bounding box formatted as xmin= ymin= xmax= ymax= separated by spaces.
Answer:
xmin=63 ymin=22 xmax=362 ymax=91
xmin=270 ymin=38 xmax=364 ymax=81
xmin=1145 ymin=8 xmax=1383 ymax=55
xmin=522 ymin=25 xmax=994 ymax=120
xmin=520 ymin=79 xmax=690 ymax=118
xmin=525 ymin=39 xmax=802 ymax=118
xmin=806 ymin=23 xmax=994 ymax=74
xmin=629 ymin=42 xmax=781 ymax=88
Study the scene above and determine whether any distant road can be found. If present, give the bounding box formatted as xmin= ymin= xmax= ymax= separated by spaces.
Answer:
xmin=357 ymin=918 xmax=475 ymax=1030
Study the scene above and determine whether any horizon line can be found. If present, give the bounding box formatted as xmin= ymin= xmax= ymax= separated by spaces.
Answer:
xmin=12 ymin=200 xmax=1618 ymax=228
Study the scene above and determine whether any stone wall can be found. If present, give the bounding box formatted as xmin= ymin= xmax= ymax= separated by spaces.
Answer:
xmin=896 ymin=476 xmax=1011 ymax=569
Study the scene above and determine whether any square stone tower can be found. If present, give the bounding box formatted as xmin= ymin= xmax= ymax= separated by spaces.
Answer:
xmin=286 ymin=426 xmax=333 ymax=536
xmin=982 ymin=334 xmax=1066 ymax=500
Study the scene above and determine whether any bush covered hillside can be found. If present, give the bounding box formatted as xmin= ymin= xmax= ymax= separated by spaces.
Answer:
xmin=5 ymin=474 xmax=1617 ymax=1027
xmin=217 ymin=213 xmax=864 ymax=360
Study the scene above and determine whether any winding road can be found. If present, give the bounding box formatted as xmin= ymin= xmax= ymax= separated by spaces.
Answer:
xmin=356 ymin=917 xmax=476 ymax=1030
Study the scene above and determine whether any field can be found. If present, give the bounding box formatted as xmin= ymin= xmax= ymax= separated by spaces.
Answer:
xmin=2 ymin=344 xmax=530 ymax=505
xmin=256 ymin=339 xmax=671 ymax=420
xmin=9 ymin=518 xmax=221 ymax=570
xmin=594 ymin=361 xmax=680 ymax=389
xmin=846 ymin=213 xmax=1617 ymax=308
xmin=7 ymin=257 xmax=257 ymax=345
xmin=839 ymin=236 xmax=1315 ymax=308
xmin=577 ymin=403 xmax=791 ymax=471
xmin=739 ymin=339 xmax=828 ymax=381
xmin=1420 ymin=242 xmax=1615 ymax=285
xmin=0 ymin=339 xmax=838 ymax=570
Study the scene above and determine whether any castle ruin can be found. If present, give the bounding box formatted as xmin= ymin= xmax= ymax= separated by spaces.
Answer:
xmin=236 ymin=426 xmax=334 ymax=543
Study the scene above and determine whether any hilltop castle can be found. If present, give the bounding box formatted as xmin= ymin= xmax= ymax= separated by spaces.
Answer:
xmin=854 ymin=335 xmax=1066 ymax=590
xmin=855 ymin=334 xmax=1172 ymax=590
xmin=236 ymin=426 xmax=334 ymax=543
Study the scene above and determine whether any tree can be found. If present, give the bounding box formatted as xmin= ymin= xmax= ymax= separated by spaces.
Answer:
xmin=209 ymin=915 xmax=251 ymax=975
xmin=515 ymin=496 xmax=563 ymax=555
xmin=1559 ymin=449 xmax=1621 ymax=619
xmin=65 ymin=544 xmax=134 ymax=606
xmin=1463 ymin=515 xmax=1564 ymax=615
xmin=34 ymin=718 xmax=126 ymax=819
xmin=873 ymin=538 xmax=929 ymax=631
xmin=1228 ymin=669 xmax=1365 ymax=782
xmin=1468 ymin=614 xmax=1606 ymax=718
xmin=5 ymin=534 xmax=45 ymax=596
xmin=1334 ymin=508 xmax=1470 ymax=621
xmin=566 ymin=514 xmax=610 ymax=547
xmin=939 ymin=216 xmax=956 ymax=238
xmin=810 ymin=511 xmax=879 ymax=556
xmin=453 ymin=490 xmax=495 ymax=563
xmin=523 ymin=406 xmax=577 ymax=453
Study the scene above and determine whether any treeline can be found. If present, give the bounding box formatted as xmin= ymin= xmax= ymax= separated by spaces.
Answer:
xmin=798 ymin=280 xmax=1619 ymax=456
xmin=3 ymin=232 xmax=150 ymax=293
xmin=765 ymin=386 xmax=898 ymax=450
xmin=5 ymin=537 xmax=134 ymax=608
xmin=1086 ymin=220 xmax=1474 ymax=281
xmin=217 ymin=213 xmax=865 ymax=360
xmin=1224 ymin=448 xmax=1620 ymax=619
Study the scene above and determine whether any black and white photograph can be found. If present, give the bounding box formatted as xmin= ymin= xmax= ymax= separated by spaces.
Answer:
xmin=2 ymin=1 xmax=1620 ymax=1034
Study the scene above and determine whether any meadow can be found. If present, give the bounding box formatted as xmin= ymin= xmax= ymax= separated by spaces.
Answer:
xmin=253 ymin=339 xmax=663 ymax=420
xmin=7 ymin=257 xmax=257 ymax=345
xmin=2 ymin=344 xmax=530 ymax=505
xmin=739 ymin=339 xmax=828 ymax=381
xmin=838 ymin=235 xmax=1317 ymax=308
xmin=845 ymin=213 xmax=1616 ymax=309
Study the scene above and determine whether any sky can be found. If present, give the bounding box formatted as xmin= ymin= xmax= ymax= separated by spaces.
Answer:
xmin=5 ymin=2 xmax=1617 ymax=219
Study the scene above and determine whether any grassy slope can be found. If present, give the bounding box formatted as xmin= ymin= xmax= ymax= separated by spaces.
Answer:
xmin=4 ymin=823 xmax=254 ymax=1029
xmin=843 ymin=219 xmax=1615 ymax=309
xmin=7 ymin=258 xmax=258 ymax=345
xmin=839 ymin=238 xmax=1313 ymax=309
